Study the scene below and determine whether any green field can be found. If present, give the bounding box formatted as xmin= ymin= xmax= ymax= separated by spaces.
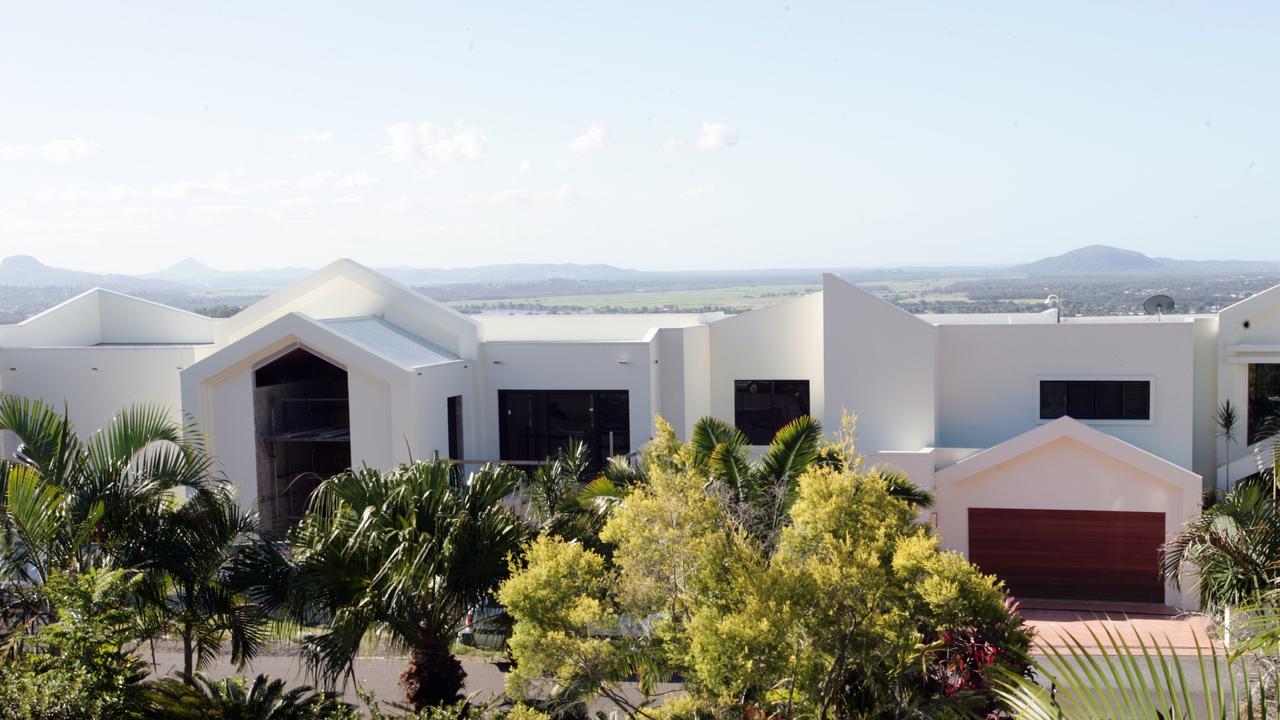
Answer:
xmin=449 ymin=283 xmax=821 ymax=313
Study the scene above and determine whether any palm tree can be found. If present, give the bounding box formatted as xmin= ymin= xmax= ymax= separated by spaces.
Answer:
xmin=0 ymin=397 xmax=216 ymax=628
xmin=280 ymin=460 xmax=528 ymax=711
xmin=689 ymin=415 xmax=822 ymax=548
xmin=142 ymin=673 xmax=354 ymax=720
xmin=121 ymin=489 xmax=269 ymax=680
xmin=1218 ymin=399 xmax=1241 ymax=491
xmin=993 ymin=624 xmax=1274 ymax=719
xmin=1162 ymin=476 xmax=1280 ymax=632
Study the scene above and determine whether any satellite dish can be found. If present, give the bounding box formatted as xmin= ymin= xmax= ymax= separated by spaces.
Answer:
xmin=1143 ymin=294 xmax=1175 ymax=317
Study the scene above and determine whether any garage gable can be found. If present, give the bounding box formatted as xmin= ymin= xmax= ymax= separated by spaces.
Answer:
xmin=935 ymin=417 xmax=1200 ymax=493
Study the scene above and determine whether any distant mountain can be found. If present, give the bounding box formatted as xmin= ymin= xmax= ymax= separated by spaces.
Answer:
xmin=141 ymin=257 xmax=311 ymax=289
xmin=1015 ymin=245 xmax=1279 ymax=276
xmin=0 ymin=255 xmax=180 ymax=291
xmin=1015 ymin=245 xmax=1163 ymax=274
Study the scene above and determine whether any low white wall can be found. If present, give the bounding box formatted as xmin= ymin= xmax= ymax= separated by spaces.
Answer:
xmin=0 ymin=346 xmax=195 ymax=455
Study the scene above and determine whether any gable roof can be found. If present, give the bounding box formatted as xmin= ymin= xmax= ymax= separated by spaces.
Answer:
xmin=934 ymin=416 xmax=1201 ymax=490
xmin=0 ymin=287 xmax=215 ymax=347
xmin=217 ymin=259 xmax=479 ymax=356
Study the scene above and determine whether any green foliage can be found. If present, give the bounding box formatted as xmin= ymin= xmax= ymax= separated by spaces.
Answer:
xmin=501 ymin=418 xmax=1028 ymax=719
xmin=280 ymin=460 xmax=528 ymax=710
xmin=141 ymin=673 xmax=356 ymax=720
xmin=1163 ymin=475 xmax=1280 ymax=613
xmin=0 ymin=570 xmax=150 ymax=720
xmin=993 ymin=624 xmax=1280 ymax=719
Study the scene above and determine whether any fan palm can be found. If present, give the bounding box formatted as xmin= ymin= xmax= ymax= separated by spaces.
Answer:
xmin=280 ymin=460 xmax=528 ymax=711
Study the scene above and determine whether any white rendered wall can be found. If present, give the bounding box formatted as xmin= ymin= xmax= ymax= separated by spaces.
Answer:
xmin=1217 ymin=289 xmax=1280 ymax=482
xmin=822 ymin=275 xmax=937 ymax=453
xmin=933 ymin=436 xmax=1198 ymax=608
xmin=709 ymin=292 xmax=824 ymax=442
xmin=936 ymin=321 xmax=1196 ymax=469
xmin=97 ymin=291 xmax=215 ymax=345
xmin=655 ymin=326 xmax=712 ymax=440
xmin=477 ymin=339 xmax=659 ymax=461
xmin=0 ymin=346 xmax=195 ymax=456
xmin=410 ymin=361 xmax=475 ymax=463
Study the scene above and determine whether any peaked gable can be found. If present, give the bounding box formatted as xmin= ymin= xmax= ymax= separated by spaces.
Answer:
xmin=218 ymin=259 xmax=479 ymax=357
xmin=935 ymin=416 xmax=1201 ymax=490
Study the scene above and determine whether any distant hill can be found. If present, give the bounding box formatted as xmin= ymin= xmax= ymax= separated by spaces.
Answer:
xmin=0 ymin=255 xmax=179 ymax=291
xmin=141 ymin=257 xmax=311 ymax=289
xmin=1015 ymin=245 xmax=1278 ymax=275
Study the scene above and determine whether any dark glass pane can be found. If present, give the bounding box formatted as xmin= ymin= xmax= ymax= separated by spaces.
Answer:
xmin=497 ymin=390 xmax=629 ymax=470
xmin=734 ymin=379 xmax=810 ymax=444
xmin=1064 ymin=382 xmax=1095 ymax=419
xmin=1094 ymin=381 xmax=1123 ymax=419
xmin=1249 ymin=365 xmax=1280 ymax=445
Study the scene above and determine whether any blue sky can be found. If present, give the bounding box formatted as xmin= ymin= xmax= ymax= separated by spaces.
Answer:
xmin=0 ymin=2 xmax=1276 ymax=272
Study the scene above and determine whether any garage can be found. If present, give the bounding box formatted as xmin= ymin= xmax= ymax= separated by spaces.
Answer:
xmin=968 ymin=507 xmax=1165 ymax=603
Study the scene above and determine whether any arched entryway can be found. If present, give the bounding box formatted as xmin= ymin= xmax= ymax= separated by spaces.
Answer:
xmin=253 ymin=347 xmax=351 ymax=533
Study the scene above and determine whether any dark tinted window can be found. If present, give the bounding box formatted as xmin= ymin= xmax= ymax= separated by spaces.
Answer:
xmin=734 ymin=379 xmax=811 ymax=444
xmin=498 ymin=390 xmax=629 ymax=470
xmin=1040 ymin=380 xmax=1150 ymax=421
xmin=1248 ymin=364 xmax=1280 ymax=445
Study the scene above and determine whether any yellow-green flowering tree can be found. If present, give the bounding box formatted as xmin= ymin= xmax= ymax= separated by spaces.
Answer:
xmin=499 ymin=417 xmax=1032 ymax=719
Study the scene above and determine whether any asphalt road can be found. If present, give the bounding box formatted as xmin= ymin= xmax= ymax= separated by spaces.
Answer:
xmin=148 ymin=650 xmax=1215 ymax=718
xmin=147 ymin=651 xmax=673 ymax=717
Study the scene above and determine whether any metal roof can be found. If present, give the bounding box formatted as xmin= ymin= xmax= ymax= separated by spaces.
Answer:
xmin=319 ymin=316 xmax=459 ymax=369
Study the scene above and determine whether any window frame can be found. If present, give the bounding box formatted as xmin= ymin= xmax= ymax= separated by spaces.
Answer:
xmin=1034 ymin=375 xmax=1155 ymax=426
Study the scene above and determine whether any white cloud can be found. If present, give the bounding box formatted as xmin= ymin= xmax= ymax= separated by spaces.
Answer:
xmin=331 ymin=193 xmax=365 ymax=205
xmin=335 ymin=172 xmax=375 ymax=189
xmin=384 ymin=122 xmax=486 ymax=164
xmin=568 ymin=123 xmax=607 ymax=154
xmin=0 ymin=137 xmax=98 ymax=162
xmin=150 ymin=175 xmax=235 ymax=199
xmin=519 ymin=159 xmax=533 ymax=173
xmin=278 ymin=196 xmax=319 ymax=208
xmin=491 ymin=185 xmax=576 ymax=206
xmin=682 ymin=183 xmax=715 ymax=198
xmin=297 ymin=171 xmax=338 ymax=189
xmin=696 ymin=121 xmax=738 ymax=150
xmin=295 ymin=131 xmax=332 ymax=144
xmin=663 ymin=138 xmax=681 ymax=151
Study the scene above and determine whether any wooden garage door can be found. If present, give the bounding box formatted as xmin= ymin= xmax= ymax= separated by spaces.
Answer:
xmin=968 ymin=508 xmax=1165 ymax=603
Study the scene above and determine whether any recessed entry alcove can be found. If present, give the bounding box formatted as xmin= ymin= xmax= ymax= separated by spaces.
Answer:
xmin=253 ymin=347 xmax=351 ymax=533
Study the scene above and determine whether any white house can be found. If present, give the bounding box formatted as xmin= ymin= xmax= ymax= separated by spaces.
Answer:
xmin=3 ymin=259 xmax=1278 ymax=609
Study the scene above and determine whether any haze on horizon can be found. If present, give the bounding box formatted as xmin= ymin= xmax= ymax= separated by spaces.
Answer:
xmin=1 ymin=2 xmax=1277 ymax=274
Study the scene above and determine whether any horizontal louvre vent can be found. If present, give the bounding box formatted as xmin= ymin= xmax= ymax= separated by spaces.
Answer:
xmin=1040 ymin=381 xmax=1068 ymax=419
xmin=1039 ymin=380 xmax=1151 ymax=421
xmin=1121 ymin=381 xmax=1150 ymax=420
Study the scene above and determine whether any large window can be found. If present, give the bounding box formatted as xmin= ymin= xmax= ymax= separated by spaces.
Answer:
xmin=1039 ymin=380 xmax=1150 ymax=421
xmin=498 ymin=390 xmax=629 ymax=470
xmin=734 ymin=379 xmax=811 ymax=444
xmin=1248 ymin=364 xmax=1280 ymax=445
